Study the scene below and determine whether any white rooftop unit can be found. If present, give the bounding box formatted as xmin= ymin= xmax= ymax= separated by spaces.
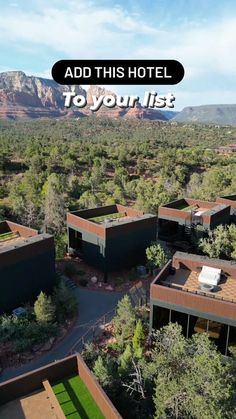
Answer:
xmin=198 ymin=266 xmax=221 ymax=286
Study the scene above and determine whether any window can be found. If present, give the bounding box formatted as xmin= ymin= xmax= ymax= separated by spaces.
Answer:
xmin=170 ymin=310 xmax=188 ymax=337
xmin=152 ymin=305 xmax=170 ymax=330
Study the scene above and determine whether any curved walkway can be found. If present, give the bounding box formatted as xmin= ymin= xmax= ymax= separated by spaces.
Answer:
xmin=0 ymin=287 xmax=123 ymax=383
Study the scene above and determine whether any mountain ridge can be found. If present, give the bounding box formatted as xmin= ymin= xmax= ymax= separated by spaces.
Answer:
xmin=0 ymin=71 xmax=170 ymax=121
xmin=174 ymin=104 xmax=236 ymax=126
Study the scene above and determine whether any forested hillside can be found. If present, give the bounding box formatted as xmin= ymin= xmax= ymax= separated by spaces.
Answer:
xmin=1 ymin=117 xmax=236 ymax=244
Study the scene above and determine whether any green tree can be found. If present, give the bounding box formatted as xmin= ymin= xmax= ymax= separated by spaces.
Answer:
xmin=34 ymin=291 xmax=56 ymax=323
xmin=113 ymin=295 xmax=136 ymax=348
xmin=53 ymin=279 xmax=77 ymax=322
xmin=199 ymin=225 xmax=232 ymax=259
xmin=8 ymin=170 xmax=43 ymax=228
xmin=152 ymin=323 xmax=232 ymax=419
xmin=119 ymin=343 xmax=133 ymax=373
xmin=132 ymin=319 xmax=145 ymax=358
xmin=54 ymin=233 xmax=67 ymax=259
xmin=43 ymin=173 xmax=65 ymax=235
xmin=93 ymin=356 xmax=111 ymax=388
xmin=146 ymin=243 xmax=169 ymax=270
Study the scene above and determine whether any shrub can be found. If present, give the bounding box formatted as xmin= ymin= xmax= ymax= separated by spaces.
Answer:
xmin=53 ymin=280 xmax=78 ymax=322
xmin=14 ymin=337 xmax=33 ymax=353
xmin=146 ymin=243 xmax=169 ymax=270
xmin=0 ymin=314 xmax=20 ymax=342
xmin=34 ymin=292 xmax=56 ymax=323
xmin=0 ymin=315 xmax=58 ymax=354
xmin=23 ymin=321 xmax=58 ymax=344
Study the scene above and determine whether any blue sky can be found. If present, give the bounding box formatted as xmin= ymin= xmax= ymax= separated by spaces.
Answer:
xmin=0 ymin=0 xmax=236 ymax=110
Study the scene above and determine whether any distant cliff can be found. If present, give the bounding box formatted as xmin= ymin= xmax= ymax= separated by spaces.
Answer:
xmin=174 ymin=104 xmax=236 ymax=126
xmin=0 ymin=71 xmax=85 ymax=119
xmin=0 ymin=71 xmax=168 ymax=121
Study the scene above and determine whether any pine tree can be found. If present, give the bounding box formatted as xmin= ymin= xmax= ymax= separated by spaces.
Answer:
xmin=34 ymin=291 xmax=56 ymax=323
xmin=132 ymin=319 xmax=145 ymax=358
xmin=43 ymin=173 xmax=65 ymax=235
xmin=53 ymin=279 xmax=77 ymax=322
xmin=93 ymin=356 xmax=111 ymax=388
xmin=119 ymin=343 xmax=133 ymax=373
xmin=113 ymin=295 xmax=136 ymax=347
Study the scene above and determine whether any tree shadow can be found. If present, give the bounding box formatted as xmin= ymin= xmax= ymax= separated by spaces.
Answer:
xmin=63 ymin=379 xmax=89 ymax=419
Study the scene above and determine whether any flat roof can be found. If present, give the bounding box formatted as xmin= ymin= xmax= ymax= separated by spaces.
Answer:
xmin=159 ymin=268 xmax=236 ymax=304
xmin=68 ymin=204 xmax=156 ymax=228
xmin=94 ymin=213 xmax=155 ymax=227
xmin=0 ymin=234 xmax=53 ymax=255
xmin=161 ymin=198 xmax=227 ymax=213
xmin=0 ymin=235 xmax=26 ymax=250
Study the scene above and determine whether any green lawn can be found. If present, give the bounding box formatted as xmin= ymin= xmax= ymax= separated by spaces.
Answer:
xmin=0 ymin=231 xmax=18 ymax=241
xmin=88 ymin=212 xmax=125 ymax=223
xmin=52 ymin=375 xmax=105 ymax=419
xmin=178 ymin=204 xmax=196 ymax=211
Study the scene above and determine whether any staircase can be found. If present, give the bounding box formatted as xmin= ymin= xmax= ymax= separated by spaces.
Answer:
xmin=128 ymin=281 xmax=149 ymax=306
xmin=61 ymin=274 xmax=77 ymax=290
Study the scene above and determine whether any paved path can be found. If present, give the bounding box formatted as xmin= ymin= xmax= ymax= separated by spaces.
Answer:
xmin=0 ymin=288 xmax=123 ymax=383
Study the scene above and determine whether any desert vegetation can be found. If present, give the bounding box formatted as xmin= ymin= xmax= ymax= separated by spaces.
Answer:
xmin=1 ymin=118 xmax=236 ymax=253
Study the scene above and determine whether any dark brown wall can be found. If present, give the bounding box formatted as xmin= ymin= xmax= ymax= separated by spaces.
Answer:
xmin=173 ymin=252 xmax=236 ymax=278
xmin=0 ymin=221 xmax=10 ymax=235
xmin=0 ymin=235 xmax=54 ymax=268
xmin=151 ymin=253 xmax=236 ymax=321
xmin=6 ymin=221 xmax=38 ymax=237
xmin=68 ymin=211 xmax=156 ymax=241
xmin=186 ymin=198 xmax=216 ymax=209
xmin=67 ymin=213 xmax=105 ymax=238
xmin=201 ymin=205 xmax=230 ymax=229
xmin=150 ymin=282 xmax=236 ymax=321
xmin=217 ymin=197 xmax=236 ymax=209
xmin=105 ymin=216 xmax=157 ymax=238
xmin=0 ymin=355 xmax=78 ymax=405
xmin=159 ymin=198 xmax=217 ymax=222
xmin=151 ymin=260 xmax=172 ymax=286
xmin=116 ymin=204 xmax=144 ymax=217
xmin=0 ymin=354 xmax=122 ymax=418
xmin=72 ymin=205 xmax=118 ymax=220
xmin=0 ymin=221 xmax=38 ymax=237
xmin=70 ymin=204 xmax=144 ymax=221
xmin=158 ymin=206 xmax=188 ymax=220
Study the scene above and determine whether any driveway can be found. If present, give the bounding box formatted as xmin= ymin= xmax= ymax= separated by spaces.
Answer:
xmin=0 ymin=287 xmax=123 ymax=383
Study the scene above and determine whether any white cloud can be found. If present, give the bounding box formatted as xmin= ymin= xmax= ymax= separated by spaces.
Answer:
xmin=0 ymin=1 xmax=236 ymax=108
xmin=135 ymin=17 xmax=236 ymax=78
xmin=0 ymin=3 xmax=161 ymax=58
xmin=0 ymin=2 xmax=235 ymax=78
